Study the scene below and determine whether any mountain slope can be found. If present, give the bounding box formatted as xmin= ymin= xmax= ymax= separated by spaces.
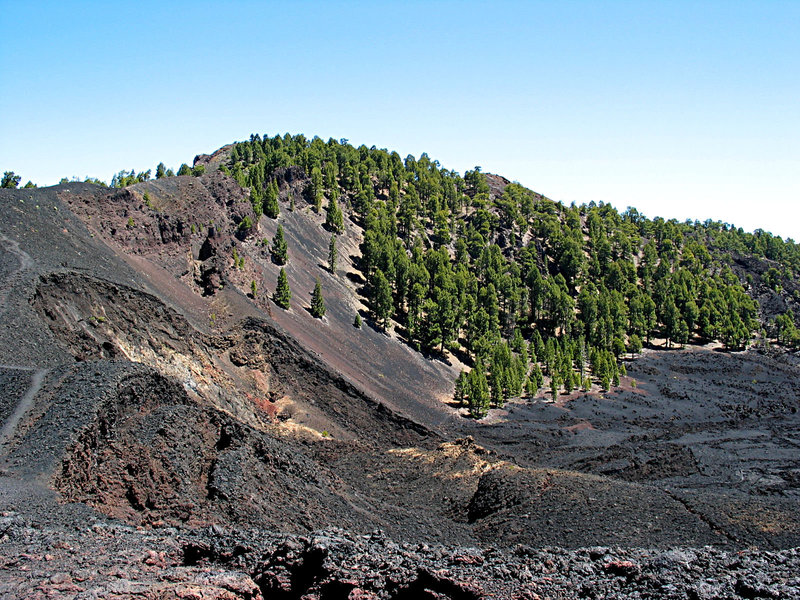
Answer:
xmin=1 ymin=137 xmax=799 ymax=598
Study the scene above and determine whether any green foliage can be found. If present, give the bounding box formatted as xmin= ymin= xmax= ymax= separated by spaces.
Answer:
xmin=250 ymin=280 xmax=258 ymax=297
xmin=222 ymin=132 xmax=800 ymax=414
xmin=454 ymin=370 xmax=467 ymax=406
xmin=354 ymin=313 xmax=362 ymax=328
xmin=126 ymin=216 xmax=135 ymax=229
xmin=310 ymin=278 xmax=326 ymax=318
xmin=774 ymin=310 xmax=800 ymax=348
xmin=231 ymin=248 xmax=245 ymax=270
xmin=191 ymin=165 xmax=206 ymax=177
xmin=264 ymin=180 xmax=279 ymax=219
xmin=466 ymin=359 xmax=491 ymax=418
xmin=239 ymin=215 xmax=254 ymax=232
xmin=372 ymin=269 xmax=393 ymax=330
xmin=325 ymin=196 xmax=344 ymax=233
xmin=249 ymin=187 xmax=263 ymax=219
xmin=328 ymin=234 xmax=338 ymax=274
xmin=271 ymin=224 xmax=288 ymax=265
xmin=177 ymin=163 xmax=192 ymax=176
xmin=111 ymin=169 xmax=151 ymax=187
xmin=2 ymin=171 xmax=21 ymax=188
xmin=530 ymin=363 xmax=544 ymax=391
xmin=273 ymin=268 xmax=291 ymax=309
xmin=311 ymin=166 xmax=324 ymax=213
xmin=628 ymin=334 xmax=642 ymax=356
xmin=763 ymin=268 xmax=781 ymax=292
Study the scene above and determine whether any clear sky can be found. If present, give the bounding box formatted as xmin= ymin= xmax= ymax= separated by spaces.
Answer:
xmin=1 ymin=0 xmax=798 ymax=239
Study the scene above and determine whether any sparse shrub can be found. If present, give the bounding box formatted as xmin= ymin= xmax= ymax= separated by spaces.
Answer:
xmin=239 ymin=216 xmax=253 ymax=231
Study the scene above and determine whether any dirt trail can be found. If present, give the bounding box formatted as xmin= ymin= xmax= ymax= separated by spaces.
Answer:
xmin=0 ymin=366 xmax=48 ymax=450
xmin=0 ymin=230 xmax=35 ymax=319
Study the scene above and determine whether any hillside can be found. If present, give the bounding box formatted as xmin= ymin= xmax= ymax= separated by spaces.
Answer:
xmin=1 ymin=135 xmax=799 ymax=598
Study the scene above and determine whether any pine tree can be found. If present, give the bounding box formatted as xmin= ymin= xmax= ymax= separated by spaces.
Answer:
xmin=2 ymin=171 xmax=21 ymax=188
xmin=271 ymin=225 xmax=288 ymax=265
xmin=328 ymin=234 xmax=338 ymax=274
xmin=325 ymin=196 xmax=344 ymax=233
xmin=311 ymin=166 xmax=324 ymax=213
xmin=468 ymin=359 xmax=491 ymax=419
xmin=250 ymin=280 xmax=257 ymax=298
xmin=530 ymin=363 xmax=544 ymax=390
xmin=354 ymin=313 xmax=362 ymax=328
xmin=250 ymin=187 xmax=263 ymax=219
xmin=525 ymin=375 xmax=536 ymax=397
xmin=310 ymin=278 xmax=326 ymax=318
xmin=454 ymin=370 xmax=467 ymax=406
xmin=373 ymin=269 xmax=393 ymax=330
xmin=273 ymin=268 xmax=291 ymax=309
xmin=629 ymin=334 xmax=643 ymax=357
xmin=490 ymin=363 xmax=504 ymax=408
xmin=264 ymin=180 xmax=279 ymax=219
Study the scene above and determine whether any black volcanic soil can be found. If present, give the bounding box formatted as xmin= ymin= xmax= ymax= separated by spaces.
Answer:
xmin=2 ymin=172 xmax=800 ymax=598
xmin=471 ymin=347 xmax=800 ymax=549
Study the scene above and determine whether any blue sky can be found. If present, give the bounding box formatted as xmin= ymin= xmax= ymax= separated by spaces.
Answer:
xmin=1 ymin=0 xmax=798 ymax=239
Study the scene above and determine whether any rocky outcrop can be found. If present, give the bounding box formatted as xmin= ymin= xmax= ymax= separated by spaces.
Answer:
xmin=2 ymin=518 xmax=799 ymax=599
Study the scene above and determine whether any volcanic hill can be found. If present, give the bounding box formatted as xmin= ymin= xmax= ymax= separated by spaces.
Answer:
xmin=1 ymin=135 xmax=799 ymax=598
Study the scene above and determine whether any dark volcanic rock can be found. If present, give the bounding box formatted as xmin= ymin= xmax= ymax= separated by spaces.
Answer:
xmin=1 ymin=518 xmax=799 ymax=599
